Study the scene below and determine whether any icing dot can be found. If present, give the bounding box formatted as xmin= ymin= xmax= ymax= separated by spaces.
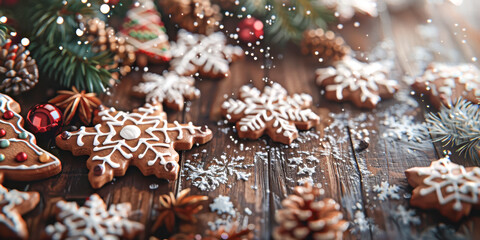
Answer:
xmin=0 ymin=129 xmax=5 ymax=137
xmin=61 ymin=131 xmax=71 ymax=140
xmin=0 ymin=154 xmax=4 ymax=161
xmin=18 ymin=131 xmax=28 ymax=139
xmin=0 ymin=139 xmax=10 ymax=148
xmin=201 ymin=125 xmax=208 ymax=132
xmin=119 ymin=125 xmax=141 ymax=140
xmin=39 ymin=153 xmax=51 ymax=163
xmin=166 ymin=162 xmax=175 ymax=171
xmin=15 ymin=152 xmax=28 ymax=162
xmin=93 ymin=164 xmax=104 ymax=176
xmin=3 ymin=110 xmax=14 ymax=119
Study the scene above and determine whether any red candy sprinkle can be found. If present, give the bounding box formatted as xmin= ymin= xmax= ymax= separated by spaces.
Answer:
xmin=15 ymin=152 xmax=28 ymax=162
xmin=3 ymin=110 xmax=14 ymax=120
xmin=0 ymin=129 xmax=6 ymax=137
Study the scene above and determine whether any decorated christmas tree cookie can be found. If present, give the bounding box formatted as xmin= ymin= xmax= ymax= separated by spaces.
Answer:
xmin=0 ymin=93 xmax=62 ymax=181
xmin=119 ymin=0 xmax=171 ymax=67
xmin=55 ymin=104 xmax=213 ymax=189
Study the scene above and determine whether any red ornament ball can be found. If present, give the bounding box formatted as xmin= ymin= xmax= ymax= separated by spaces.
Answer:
xmin=107 ymin=0 xmax=120 ymax=5
xmin=25 ymin=104 xmax=63 ymax=135
xmin=15 ymin=152 xmax=28 ymax=162
xmin=0 ymin=129 xmax=5 ymax=138
xmin=237 ymin=17 xmax=264 ymax=43
xmin=1 ymin=0 xmax=19 ymax=6
xmin=3 ymin=110 xmax=14 ymax=120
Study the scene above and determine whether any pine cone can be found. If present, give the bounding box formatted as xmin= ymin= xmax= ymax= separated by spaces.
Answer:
xmin=162 ymin=0 xmax=222 ymax=35
xmin=0 ymin=39 xmax=39 ymax=95
xmin=273 ymin=183 xmax=349 ymax=240
xmin=84 ymin=18 xmax=136 ymax=79
xmin=301 ymin=29 xmax=351 ymax=62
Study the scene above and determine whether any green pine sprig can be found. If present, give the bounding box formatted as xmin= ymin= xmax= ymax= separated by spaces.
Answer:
xmin=0 ymin=23 xmax=13 ymax=45
xmin=238 ymin=0 xmax=333 ymax=44
xmin=426 ymin=98 xmax=480 ymax=160
xmin=30 ymin=41 xmax=115 ymax=93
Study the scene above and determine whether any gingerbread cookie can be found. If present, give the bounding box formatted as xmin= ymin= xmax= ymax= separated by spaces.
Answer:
xmin=412 ymin=63 xmax=480 ymax=109
xmin=133 ymin=71 xmax=200 ymax=111
xmin=170 ymin=29 xmax=244 ymax=78
xmin=221 ymin=83 xmax=320 ymax=144
xmin=0 ymin=178 xmax=40 ymax=240
xmin=316 ymin=57 xmax=399 ymax=109
xmin=119 ymin=0 xmax=171 ymax=66
xmin=405 ymin=157 xmax=480 ymax=222
xmin=0 ymin=93 xmax=62 ymax=181
xmin=45 ymin=194 xmax=144 ymax=239
xmin=55 ymin=104 xmax=212 ymax=189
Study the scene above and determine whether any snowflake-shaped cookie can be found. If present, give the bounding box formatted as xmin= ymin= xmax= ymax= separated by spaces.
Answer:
xmin=221 ymin=83 xmax=320 ymax=144
xmin=412 ymin=63 xmax=480 ymax=109
xmin=133 ymin=71 xmax=200 ymax=111
xmin=316 ymin=57 xmax=399 ymax=109
xmin=0 ymin=183 xmax=39 ymax=239
xmin=45 ymin=194 xmax=144 ymax=239
xmin=405 ymin=157 xmax=480 ymax=222
xmin=170 ymin=29 xmax=244 ymax=78
xmin=55 ymin=104 xmax=213 ymax=189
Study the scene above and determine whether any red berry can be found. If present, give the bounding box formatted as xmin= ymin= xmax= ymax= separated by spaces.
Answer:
xmin=93 ymin=164 xmax=104 ymax=176
xmin=0 ymin=129 xmax=6 ymax=137
xmin=3 ymin=110 xmax=14 ymax=120
xmin=15 ymin=152 xmax=28 ymax=162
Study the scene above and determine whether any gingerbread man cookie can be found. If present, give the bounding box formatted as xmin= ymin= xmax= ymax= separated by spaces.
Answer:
xmin=412 ymin=63 xmax=480 ymax=109
xmin=0 ymin=93 xmax=62 ymax=181
xmin=0 ymin=176 xmax=40 ymax=240
xmin=170 ymin=29 xmax=244 ymax=78
xmin=221 ymin=83 xmax=319 ymax=144
xmin=316 ymin=57 xmax=399 ymax=109
xmin=45 ymin=194 xmax=144 ymax=239
xmin=55 ymin=104 xmax=213 ymax=189
xmin=405 ymin=157 xmax=480 ymax=222
xmin=133 ymin=71 xmax=200 ymax=111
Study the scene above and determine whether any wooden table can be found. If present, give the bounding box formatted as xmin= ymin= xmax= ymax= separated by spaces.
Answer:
xmin=5 ymin=1 xmax=480 ymax=239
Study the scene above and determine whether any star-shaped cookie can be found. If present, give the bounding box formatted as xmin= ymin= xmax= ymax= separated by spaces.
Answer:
xmin=412 ymin=63 xmax=480 ymax=109
xmin=316 ymin=57 xmax=399 ymax=109
xmin=55 ymin=104 xmax=213 ymax=189
xmin=0 ymin=176 xmax=40 ymax=240
xmin=405 ymin=157 xmax=480 ymax=222
xmin=45 ymin=194 xmax=144 ymax=239
xmin=221 ymin=83 xmax=319 ymax=144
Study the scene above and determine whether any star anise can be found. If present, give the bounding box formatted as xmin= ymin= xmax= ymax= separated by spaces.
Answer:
xmin=49 ymin=86 xmax=102 ymax=125
xmin=152 ymin=188 xmax=208 ymax=234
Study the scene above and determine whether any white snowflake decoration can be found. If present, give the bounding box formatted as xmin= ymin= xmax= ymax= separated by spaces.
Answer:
xmin=373 ymin=181 xmax=400 ymax=201
xmin=391 ymin=205 xmax=421 ymax=226
xmin=45 ymin=194 xmax=144 ymax=240
xmin=407 ymin=158 xmax=480 ymax=211
xmin=170 ymin=29 xmax=243 ymax=78
xmin=222 ymin=83 xmax=320 ymax=144
xmin=133 ymin=71 xmax=200 ymax=111
xmin=210 ymin=195 xmax=236 ymax=216
xmin=321 ymin=0 xmax=378 ymax=20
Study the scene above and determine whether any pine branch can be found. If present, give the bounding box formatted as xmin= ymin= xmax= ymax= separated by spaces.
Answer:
xmin=426 ymin=98 xmax=480 ymax=160
xmin=238 ymin=0 xmax=333 ymax=44
xmin=0 ymin=23 xmax=13 ymax=45
xmin=30 ymin=41 xmax=115 ymax=93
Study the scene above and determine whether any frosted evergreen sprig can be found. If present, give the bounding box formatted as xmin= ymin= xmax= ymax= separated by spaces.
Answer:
xmin=426 ymin=98 xmax=480 ymax=159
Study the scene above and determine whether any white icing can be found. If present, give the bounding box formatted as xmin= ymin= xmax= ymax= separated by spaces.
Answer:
xmin=170 ymin=29 xmax=244 ymax=77
xmin=133 ymin=71 xmax=200 ymax=109
xmin=415 ymin=63 xmax=480 ymax=106
xmin=411 ymin=157 xmax=480 ymax=211
xmin=119 ymin=125 xmax=141 ymax=140
xmin=221 ymin=83 xmax=319 ymax=140
xmin=316 ymin=57 xmax=398 ymax=105
xmin=69 ymin=104 xmax=204 ymax=172
xmin=0 ymin=94 xmax=61 ymax=171
xmin=45 ymin=194 xmax=143 ymax=240
xmin=0 ymin=185 xmax=32 ymax=236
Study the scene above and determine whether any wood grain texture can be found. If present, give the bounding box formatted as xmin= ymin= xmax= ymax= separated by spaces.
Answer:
xmin=2 ymin=1 xmax=480 ymax=239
